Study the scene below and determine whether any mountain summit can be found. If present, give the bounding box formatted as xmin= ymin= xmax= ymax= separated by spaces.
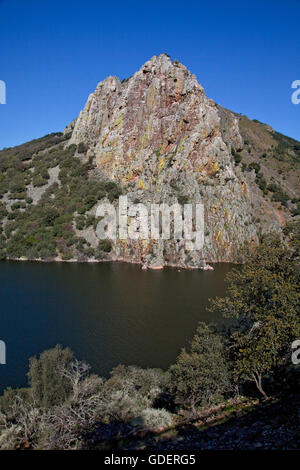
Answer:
xmin=65 ymin=54 xmax=299 ymax=267
xmin=0 ymin=55 xmax=299 ymax=267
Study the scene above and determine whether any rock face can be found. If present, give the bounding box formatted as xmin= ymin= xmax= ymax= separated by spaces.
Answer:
xmin=66 ymin=54 xmax=295 ymax=268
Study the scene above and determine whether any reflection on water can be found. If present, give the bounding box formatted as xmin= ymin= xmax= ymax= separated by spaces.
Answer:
xmin=0 ymin=261 xmax=233 ymax=391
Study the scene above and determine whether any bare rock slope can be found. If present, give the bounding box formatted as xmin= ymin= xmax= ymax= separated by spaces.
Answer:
xmin=66 ymin=54 xmax=299 ymax=267
xmin=1 ymin=55 xmax=299 ymax=267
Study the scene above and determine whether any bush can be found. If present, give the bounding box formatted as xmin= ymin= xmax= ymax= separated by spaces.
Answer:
xmin=77 ymin=142 xmax=88 ymax=154
xmin=234 ymin=153 xmax=242 ymax=165
xmin=248 ymin=162 xmax=260 ymax=174
xmin=98 ymin=239 xmax=112 ymax=253
xmin=103 ymin=365 xmax=168 ymax=422
xmin=177 ymin=193 xmax=189 ymax=205
xmin=33 ymin=175 xmax=48 ymax=187
xmin=138 ymin=408 xmax=173 ymax=430
xmin=28 ymin=345 xmax=74 ymax=407
xmin=0 ymin=202 xmax=8 ymax=219
xmin=256 ymin=173 xmax=267 ymax=192
xmin=168 ymin=323 xmax=231 ymax=413
xmin=272 ymin=189 xmax=289 ymax=204
xmin=9 ymin=175 xmax=26 ymax=193
xmin=75 ymin=215 xmax=86 ymax=230
xmin=106 ymin=182 xmax=122 ymax=202
xmin=267 ymin=183 xmax=279 ymax=192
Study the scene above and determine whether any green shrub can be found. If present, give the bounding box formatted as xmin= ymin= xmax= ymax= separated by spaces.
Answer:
xmin=75 ymin=215 xmax=86 ymax=230
xmin=98 ymin=239 xmax=112 ymax=253
xmin=77 ymin=142 xmax=88 ymax=154
xmin=234 ymin=153 xmax=242 ymax=165
xmin=0 ymin=202 xmax=8 ymax=219
xmin=168 ymin=323 xmax=231 ymax=412
xmin=28 ymin=345 xmax=74 ymax=408
xmin=248 ymin=162 xmax=261 ymax=174
xmin=33 ymin=175 xmax=48 ymax=187
xmin=177 ymin=193 xmax=189 ymax=205
xmin=138 ymin=408 xmax=173 ymax=429
xmin=267 ymin=183 xmax=279 ymax=192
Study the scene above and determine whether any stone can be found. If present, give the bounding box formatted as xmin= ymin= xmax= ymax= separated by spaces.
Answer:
xmin=65 ymin=54 xmax=294 ymax=269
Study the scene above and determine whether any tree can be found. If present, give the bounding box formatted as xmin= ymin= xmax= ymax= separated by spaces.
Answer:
xmin=42 ymin=359 xmax=105 ymax=450
xmin=27 ymin=345 xmax=74 ymax=407
xmin=103 ymin=365 xmax=168 ymax=422
xmin=231 ymin=322 xmax=279 ymax=399
xmin=168 ymin=323 xmax=231 ymax=413
xmin=209 ymin=230 xmax=300 ymax=398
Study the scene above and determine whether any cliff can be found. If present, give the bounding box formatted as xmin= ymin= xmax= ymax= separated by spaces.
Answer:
xmin=0 ymin=55 xmax=299 ymax=267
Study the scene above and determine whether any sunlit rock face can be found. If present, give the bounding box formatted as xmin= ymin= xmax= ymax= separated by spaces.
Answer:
xmin=69 ymin=54 xmax=283 ymax=268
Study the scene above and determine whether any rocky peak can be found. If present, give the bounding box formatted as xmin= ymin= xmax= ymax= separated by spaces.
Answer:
xmin=1 ymin=56 xmax=298 ymax=268
xmin=70 ymin=54 xmax=231 ymax=183
xmin=66 ymin=55 xmax=293 ymax=267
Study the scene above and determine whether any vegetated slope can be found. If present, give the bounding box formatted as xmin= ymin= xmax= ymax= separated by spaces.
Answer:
xmin=136 ymin=391 xmax=300 ymax=451
xmin=0 ymin=55 xmax=299 ymax=267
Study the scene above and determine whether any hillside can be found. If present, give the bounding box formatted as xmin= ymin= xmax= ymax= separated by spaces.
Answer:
xmin=0 ymin=54 xmax=299 ymax=268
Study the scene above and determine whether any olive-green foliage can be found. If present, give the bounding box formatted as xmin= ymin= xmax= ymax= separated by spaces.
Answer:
xmin=75 ymin=215 xmax=86 ymax=230
xmin=0 ymin=202 xmax=7 ymax=218
xmin=177 ymin=193 xmax=189 ymax=205
xmin=27 ymin=345 xmax=74 ymax=408
xmin=77 ymin=142 xmax=88 ymax=154
xmin=234 ymin=153 xmax=242 ymax=165
xmin=272 ymin=189 xmax=290 ymax=204
xmin=103 ymin=364 xmax=168 ymax=421
xmin=248 ymin=162 xmax=260 ymax=174
xmin=231 ymin=147 xmax=242 ymax=165
xmin=98 ymin=239 xmax=112 ymax=253
xmin=0 ymin=135 xmax=123 ymax=260
xmin=255 ymin=172 xmax=267 ymax=193
xmin=267 ymin=182 xmax=279 ymax=192
xmin=265 ymin=182 xmax=290 ymax=206
xmin=168 ymin=323 xmax=231 ymax=412
xmin=270 ymin=130 xmax=300 ymax=164
xmin=0 ymin=347 xmax=170 ymax=449
xmin=0 ymin=387 xmax=32 ymax=418
xmin=209 ymin=230 xmax=300 ymax=397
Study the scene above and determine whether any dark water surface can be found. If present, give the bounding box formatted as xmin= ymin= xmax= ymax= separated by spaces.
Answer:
xmin=0 ymin=261 xmax=232 ymax=392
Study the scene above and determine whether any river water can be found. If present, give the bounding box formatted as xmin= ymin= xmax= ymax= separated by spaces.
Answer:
xmin=0 ymin=261 xmax=232 ymax=392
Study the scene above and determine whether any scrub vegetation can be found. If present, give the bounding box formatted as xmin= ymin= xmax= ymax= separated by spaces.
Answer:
xmin=0 ymin=223 xmax=299 ymax=450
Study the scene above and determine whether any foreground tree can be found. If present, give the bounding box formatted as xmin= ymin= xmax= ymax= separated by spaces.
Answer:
xmin=103 ymin=365 xmax=169 ymax=421
xmin=41 ymin=359 xmax=105 ymax=449
xmin=27 ymin=345 xmax=74 ymax=407
xmin=0 ymin=349 xmax=171 ymax=449
xmin=210 ymin=228 xmax=300 ymax=398
xmin=168 ymin=323 xmax=231 ymax=414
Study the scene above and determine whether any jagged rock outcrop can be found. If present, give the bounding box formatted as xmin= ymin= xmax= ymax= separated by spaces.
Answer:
xmin=2 ymin=54 xmax=297 ymax=267
xmin=66 ymin=54 xmax=290 ymax=268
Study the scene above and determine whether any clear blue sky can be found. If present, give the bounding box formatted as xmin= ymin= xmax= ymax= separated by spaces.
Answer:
xmin=0 ymin=0 xmax=299 ymax=150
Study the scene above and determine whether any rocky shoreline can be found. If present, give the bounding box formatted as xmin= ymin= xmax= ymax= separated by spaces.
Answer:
xmin=3 ymin=256 xmax=214 ymax=271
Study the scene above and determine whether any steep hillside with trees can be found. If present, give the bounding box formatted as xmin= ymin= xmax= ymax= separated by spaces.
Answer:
xmin=0 ymin=55 xmax=299 ymax=268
